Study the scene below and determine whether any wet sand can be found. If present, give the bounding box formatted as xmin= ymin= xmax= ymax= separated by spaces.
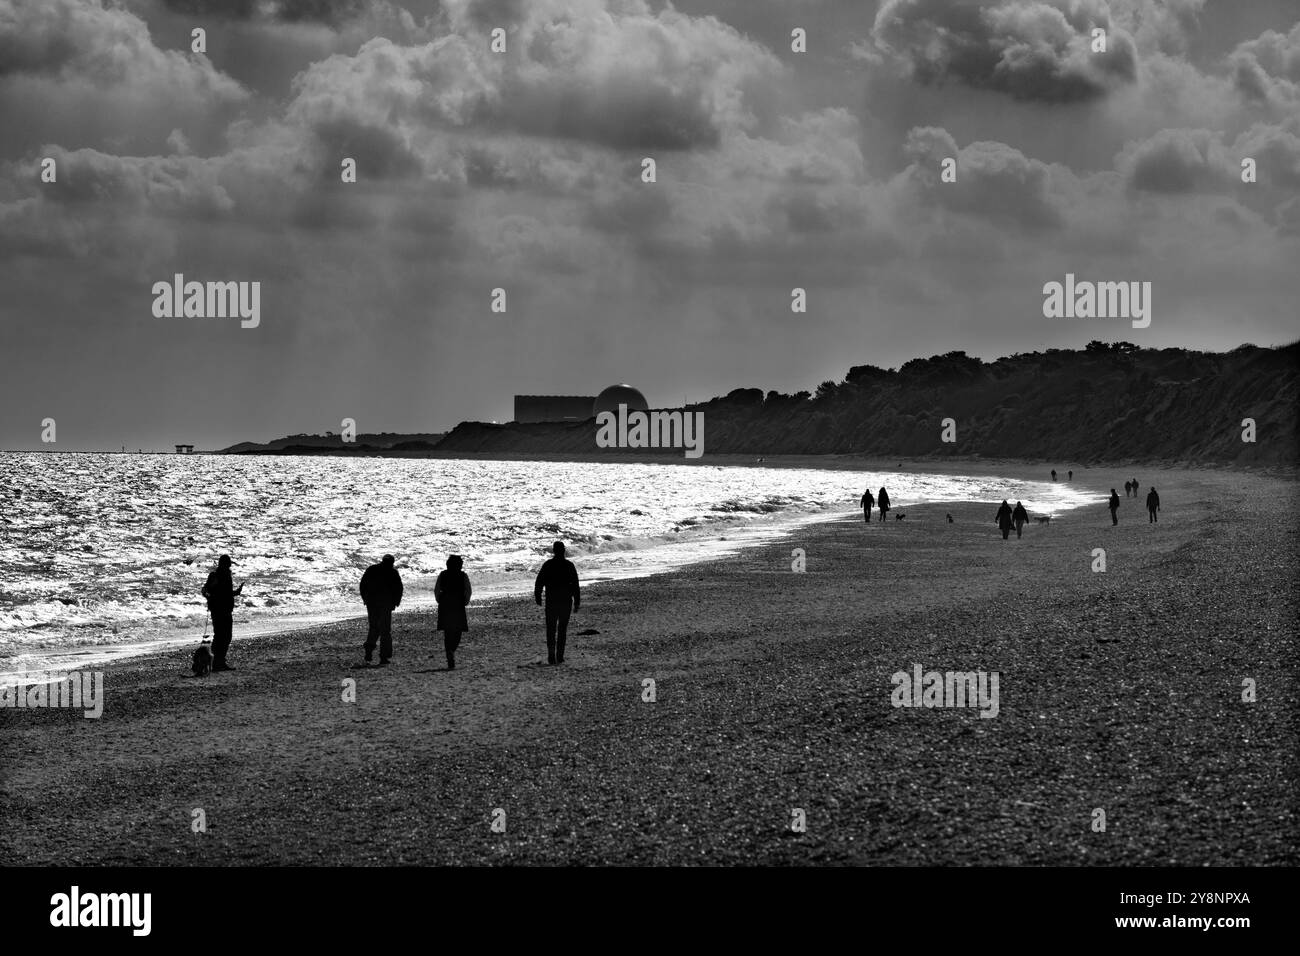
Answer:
xmin=2 ymin=463 xmax=1296 ymax=865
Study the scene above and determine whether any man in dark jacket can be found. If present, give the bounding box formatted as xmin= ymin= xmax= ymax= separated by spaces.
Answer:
xmin=1108 ymin=489 xmax=1121 ymax=526
xmin=201 ymin=554 xmax=243 ymax=671
xmin=860 ymin=488 xmax=875 ymax=523
xmin=995 ymin=500 xmax=1014 ymax=540
xmin=1146 ymin=487 xmax=1160 ymax=523
xmin=535 ymin=541 xmax=580 ymax=665
xmin=1012 ymin=501 xmax=1029 ymax=538
xmin=360 ymin=554 xmax=403 ymax=665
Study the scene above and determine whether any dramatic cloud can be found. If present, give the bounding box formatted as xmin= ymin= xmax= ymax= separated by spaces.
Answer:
xmin=1229 ymin=23 xmax=1300 ymax=106
xmin=902 ymin=127 xmax=1059 ymax=230
xmin=872 ymin=0 xmax=1138 ymax=103
xmin=0 ymin=0 xmax=1297 ymax=450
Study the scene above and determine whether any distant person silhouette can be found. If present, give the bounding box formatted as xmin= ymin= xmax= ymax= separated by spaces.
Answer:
xmin=1051 ymin=469 xmax=1057 ymax=481
xmin=1125 ymin=480 xmax=1133 ymax=498
xmin=1012 ymin=501 xmax=1029 ymax=538
xmin=1146 ymin=487 xmax=1160 ymax=523
xmin=1131 ymin=478 xmax=1139 ymax=499
xmin=201 ymin=554 xmax=243 ymax=671
xmin=535 ymin=541 xmax=581 ymax=665
xmin=359 ymin=554 xmax=403 ymax=665
xmin=995 ymin=500 xmax=1014 ymax=540
xmin=434 ymin=554 xmax=471 ymax=670
xmin=877 ymin=487 xmax=891 ymax=522
xmin=860 ymin=488 xmax=875 ymax=523
xmin=1108 ymin=490 xmax=1121 ymax=525
xmin=1068 ymin=470 xmax=1073 ymax=480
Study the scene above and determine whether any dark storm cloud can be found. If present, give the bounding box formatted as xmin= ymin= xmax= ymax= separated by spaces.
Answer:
xmin=30 ymin=147 xmax=233 ymax=214
xmin=873 ymin=0 xmax=1137 ymax=103
xmin=310 ymin=118 xmax=423 ymax=180
xmin=1116 ymin=122 xmax=1300 ymax=195
xmin=159 ymin=0 xmax=380 ymax=25
xmin=1118 ymin=128 xmax=1235 ymax=194
xmin=2 ymin=0 xmax=1299 ymax=453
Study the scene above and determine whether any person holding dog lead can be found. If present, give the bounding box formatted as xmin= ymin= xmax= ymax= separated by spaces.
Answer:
xmin=201 ymin=554 xmax=243 ymax=672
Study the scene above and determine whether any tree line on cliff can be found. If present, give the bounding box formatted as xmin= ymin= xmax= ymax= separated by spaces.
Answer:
xmin=434 ymin=343 xmax=1298 ymax=465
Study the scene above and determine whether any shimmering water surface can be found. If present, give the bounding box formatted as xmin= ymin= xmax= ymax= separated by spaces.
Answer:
xmin=0 ymin=453 xmax=1098 ymax=673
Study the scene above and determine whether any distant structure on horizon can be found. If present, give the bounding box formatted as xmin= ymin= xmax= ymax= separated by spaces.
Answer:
xmin=514 ymin=385 xmax=649 ymax=423
xmin=174 ymin=444 xmax=194 ymax=454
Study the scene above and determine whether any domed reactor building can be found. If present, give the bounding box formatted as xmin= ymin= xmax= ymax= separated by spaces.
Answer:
xmin=592 ymin=384 xmax=648 ymax=418
xmin=513 ymin=385 xmax=650 ymax=423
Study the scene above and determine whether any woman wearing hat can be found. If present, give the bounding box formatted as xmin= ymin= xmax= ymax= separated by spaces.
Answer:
xmin=434 ymin=555 xmax=472 ymax=670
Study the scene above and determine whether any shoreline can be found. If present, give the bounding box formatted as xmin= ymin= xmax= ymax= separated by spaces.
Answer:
xmin=5 ymin=446 xmax=1297 ymax=476
xmin=0 ymin=457 xmax=1102 ymax=679
xmin=3 ymin=463 xmax=1295 ymax=864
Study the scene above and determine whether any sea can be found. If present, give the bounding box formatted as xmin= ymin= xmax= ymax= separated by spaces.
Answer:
xmin=0 ymin=453 xmax=1098 ymax=677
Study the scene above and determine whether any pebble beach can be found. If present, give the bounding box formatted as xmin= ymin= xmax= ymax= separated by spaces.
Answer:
xmin=2 ymin=462 xmax=1295 ymax=865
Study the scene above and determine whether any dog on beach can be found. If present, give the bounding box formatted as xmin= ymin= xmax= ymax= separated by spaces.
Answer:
xmin=946 ymin=513 xmax=954 ymax=523
xmin=1035 ymin=515 xmax=1052 ymax=525
xmin=895 ymin=513 xmax=906 ymax=521
xmin=191 ymin=640 xmax=212 ymax=676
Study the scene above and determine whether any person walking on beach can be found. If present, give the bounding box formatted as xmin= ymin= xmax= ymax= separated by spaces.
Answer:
xmin=1012 ymin=501 xmax=1029 ymax=538
xmin=1068 ymin=470 xmax=1073 ymax=480
xmin=860 ymin=488 xmax=875 ymax=523
xmin=1123 ymin=480 xmax=1132 ymax=498
xmin=1108 ymin=489 xmax=1121 ymax=526
xmin=1146 ymin=487 xmax=1160 ymax=523
xmin=877 ymin=487 xmax=891 ymax=522
xmin=360 ymin=554 xmax=403 ymax=665
xmin=434 ymin=555 xmax=471 ymax=670
xmin=1051 ymin=469 xmax=1057 ymax=481
xmin=201 ymin=554 xmax=243 ymax=671
xmin=1131 ymin=478 xmax=1139 ymax=498
xmin=995 ymin=500 xmax=1014 ymax=540
xmin=535 ymin=541 xmax=581 ymax=665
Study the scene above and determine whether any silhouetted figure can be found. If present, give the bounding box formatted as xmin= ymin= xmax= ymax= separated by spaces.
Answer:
xmin=995 ymin=500 xmax=1014 ymax=540
xmin=1051 ymin=469 xmax=1057 ymax=481
xmin=1123 ymin=480 xmax=1131 ymax=498
xmin=1012 ymin=501 xmax=1029 ymax=538
xmin=1068 ymin=470 xmax=1073 ymax=480
xmin=860 ymin=488 xmax=875 ymax=523
xmin=535 ymin=541 xmax=581 ymax=665
xmin=360 ymin=554 xmax=403 ymax=665
xmin=1147 ymin=487 xmax=1160 ymax=523
xmin=201 ymin=554 xmax=242 ymax=671
xmin=1108 ymin=490 xmax=1121 ymax=525
xmin=877 ymin=487 xmax=891 ymax=522
xmin=434 ymin=554 xmax=471 ymax=670
xmin=947 ymin=513 xmax=954 ymax=523
xmin=1131 ymin=478 xmax=1139 ymax=499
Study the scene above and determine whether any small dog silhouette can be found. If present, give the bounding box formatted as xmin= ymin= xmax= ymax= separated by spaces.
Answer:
xmin=895 ymin=513 xmax=906 ymax=521
xmin=946 ymin=513 xmax=954 ymax=523
xmin=1035 ymin=515 xmax=1052 ymax=525
xmin=191 ymin=640 xmax=212 ymax=676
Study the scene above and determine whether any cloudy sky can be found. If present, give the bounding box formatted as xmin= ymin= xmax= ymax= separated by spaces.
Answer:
xmin=1 ymin=0 xmax=1297 ymax=450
